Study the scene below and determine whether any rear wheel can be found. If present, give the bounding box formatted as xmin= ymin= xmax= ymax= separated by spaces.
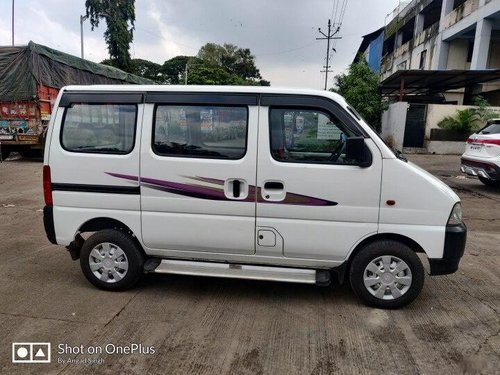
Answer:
xmin=80 ymin=229 xmax=144 ymax=291
xmin=349 ymin=240 xmax=424 ymax=309
xmin=478 ymin=176 xmax=500 ymax=188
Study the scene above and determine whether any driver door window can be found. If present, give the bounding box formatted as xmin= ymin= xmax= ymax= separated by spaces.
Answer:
xmin=269 ymin=108 xmax=356 ymax=164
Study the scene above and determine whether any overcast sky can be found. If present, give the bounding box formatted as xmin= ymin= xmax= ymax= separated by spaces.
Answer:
xmin=0 ymin=0 xmax=400 ymax=89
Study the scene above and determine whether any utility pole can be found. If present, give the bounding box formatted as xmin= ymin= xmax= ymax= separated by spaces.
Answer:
xmin=316 ymin=19 xmax=342 ymax=90
xmin=11 ymin=0 xmax=14 ymax=46
xmin=80 ymin=15 xmax=89 ymax=59
xmin=185 ymin=64 xmax=188 ymax=85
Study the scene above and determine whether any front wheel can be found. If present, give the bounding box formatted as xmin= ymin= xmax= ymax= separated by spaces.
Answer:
xmin=349 ymin=240 xmax=425 ymax=309
xmin=478 ymin=176 xmax=500 ymax=188
xmin=80 ymin=229 xmax=144 ymax=291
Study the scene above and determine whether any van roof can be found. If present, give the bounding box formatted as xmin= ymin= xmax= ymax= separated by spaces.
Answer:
xmin=62 ymin=85 xmax=348 ymax=105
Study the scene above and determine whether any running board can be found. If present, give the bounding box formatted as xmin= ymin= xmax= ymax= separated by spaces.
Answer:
xmin=150 ymin=259 xmax=324 ymax=284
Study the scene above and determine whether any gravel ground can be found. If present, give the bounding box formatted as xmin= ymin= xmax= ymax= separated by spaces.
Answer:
xmin=0 ymin=154 xmax=498 ymax=374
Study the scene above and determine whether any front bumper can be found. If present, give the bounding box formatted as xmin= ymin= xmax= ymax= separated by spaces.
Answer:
xmin=461 ymin=158 xmax=500 ymax=181
xmin=429 ymin=222 xmax=467 ymax=275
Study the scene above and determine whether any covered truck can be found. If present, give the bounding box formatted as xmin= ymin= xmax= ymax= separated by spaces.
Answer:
xmin=0 ymin=41 xmax=153 ymax=159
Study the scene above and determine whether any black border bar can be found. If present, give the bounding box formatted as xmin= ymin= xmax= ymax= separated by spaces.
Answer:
xmin=52 ymin=183 xmax=140 ymax=195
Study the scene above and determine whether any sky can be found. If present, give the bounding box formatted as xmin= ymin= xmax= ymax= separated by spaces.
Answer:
xmin=0 ymin=0 xmax=400 ymax=89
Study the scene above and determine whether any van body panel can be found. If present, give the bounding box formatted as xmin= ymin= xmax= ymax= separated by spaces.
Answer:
xmin=139 ymin=103 xmax=258 ymax=255
xmin=53 ymin=207 xmax=142 ymax=246
xmin=380 ymin=159 xmax=459 ymax=227
xmin=377 ymin=223 xmax=446 ymax=259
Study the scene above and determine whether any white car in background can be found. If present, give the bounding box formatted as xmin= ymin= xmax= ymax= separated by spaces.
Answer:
xmin=461 ymin=119 xmax=500 ymax=187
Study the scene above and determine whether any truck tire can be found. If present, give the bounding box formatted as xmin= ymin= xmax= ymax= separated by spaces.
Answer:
xmin=80 ymin=229 xmax=144 ymax=291
xmin=478 ymin=176 xmax=500 ymax=188
xmin=349 ymin=240 xmax=424 ymax=309
xmin=0 ymin=148 xmax=10 ymax=161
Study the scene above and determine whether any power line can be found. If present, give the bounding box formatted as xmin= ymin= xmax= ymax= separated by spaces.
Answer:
xmin=338 ymin=0 xmax=349 ymax=26
xmin=254 ymin=41 xmax=321 ymax=57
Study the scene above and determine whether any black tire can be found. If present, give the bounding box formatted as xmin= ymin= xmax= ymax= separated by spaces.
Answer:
xmin=349 ymin=240 xmax=425 ymax=309
xmin=0 ymin=148 xmax=10 ymax=161
xmin=478 ymin=176 xmax=500 ymax=188
xmin=80 ymin=229 xmax=144 ymax=291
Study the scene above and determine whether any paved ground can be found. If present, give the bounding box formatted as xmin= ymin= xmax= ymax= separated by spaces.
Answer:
xmin=0 ymin=154 xmax=498 ymax=374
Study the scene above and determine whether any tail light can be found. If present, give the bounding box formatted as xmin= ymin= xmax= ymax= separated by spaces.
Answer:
xmin=43 ymin=165 xmax=53 ymax=206
xmin=467 ymin=138 xmax=500 ymax=146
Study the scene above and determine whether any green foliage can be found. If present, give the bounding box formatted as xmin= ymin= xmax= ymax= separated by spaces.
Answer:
xmin=186 ymin=64 xmax=247 ymax=85
xmin=438 ymin=96 xmax=497 ymax=134
xmin=102 ymin=58 xmax=163 ymax=82
xmin=99 ymin=40 xmax=270 ymax=86
xmin=86 ymin=0 xmax=136 ymax=72
xmin=161 ymin=56 xmax=194 ymax=84
xmin=332 ymin=59 xmax=386 ymax=130
xmin=472 ymin=95 xmax=497 ymax=122
xmin=197 ymin=43 xmax=266 ymax=83
xmin=438 ymin=108 xmax=480 ymax=133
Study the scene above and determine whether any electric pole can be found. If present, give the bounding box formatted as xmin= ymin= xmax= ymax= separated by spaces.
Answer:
xmin=80 ymin=15 xmax=88 ymax=58
xmin=316 ymin=19 xmax=342 ymax=90
xmin=12 ymin=0 xmax=15 ymax=46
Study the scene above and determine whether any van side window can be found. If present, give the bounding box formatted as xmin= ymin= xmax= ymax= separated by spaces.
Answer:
xmin=153 ymin=105 xmax=248 ymax=159
xmin=61 ymin=104 xmax=137 ymax=154
xmin=269 ymin=107 xmax=357 ymax=164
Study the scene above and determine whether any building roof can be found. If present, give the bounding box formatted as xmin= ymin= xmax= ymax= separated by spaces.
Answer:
xmin=381 ymin=69 xmax=500 ymax=96
xmin=0 ymin=41 xmax=154 ymax=101
xmin=353 ymin=27 xmax=385 ymax=64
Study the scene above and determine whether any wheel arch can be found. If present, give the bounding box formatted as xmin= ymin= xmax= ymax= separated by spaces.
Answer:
xmin=333 ymin=233 xmax=426 ymax=284
xmin=68 ymin=217 xmax=146 ymax=260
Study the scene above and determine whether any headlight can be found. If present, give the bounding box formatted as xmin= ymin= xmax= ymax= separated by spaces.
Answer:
xmin=447 ymin=202 xmax=463 ymax=225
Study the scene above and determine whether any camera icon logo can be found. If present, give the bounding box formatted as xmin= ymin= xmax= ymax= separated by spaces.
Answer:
xmin=12 ymin=343 xmax=51 ymax=363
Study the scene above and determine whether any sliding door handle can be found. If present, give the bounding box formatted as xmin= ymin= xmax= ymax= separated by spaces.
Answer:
xmin=264 ymin=181 xmax=284 ymax=191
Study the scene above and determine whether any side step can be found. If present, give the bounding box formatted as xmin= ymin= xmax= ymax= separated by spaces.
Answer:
xmin=149 ymin=259 xmax=329 ymax=285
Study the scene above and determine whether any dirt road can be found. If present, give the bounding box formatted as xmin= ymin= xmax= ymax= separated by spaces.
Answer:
xmin=0 ymin=155 xmax=498 ymax=374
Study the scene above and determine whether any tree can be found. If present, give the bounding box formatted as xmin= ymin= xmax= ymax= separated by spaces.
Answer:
xmin=187 ymin=64 xmax=247 ymax=85
xmin=197 ymin=43 xmax=264 ymax=83
xmin=161 ymin=56 xmax=199 ymax=84
xmin=85 ymin=0 xmax=136 ymax=72
xmin=101 ymin=58 xmax=163 ymax=82
xmin=332 ymin=59 xmax=386 ymax=130
xmin=131 ymin=59 xmax=162 ymax=82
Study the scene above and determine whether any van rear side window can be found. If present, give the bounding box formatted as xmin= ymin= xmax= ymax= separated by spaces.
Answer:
xmin=61 ymin=104 xmax=137 ymax=154
xmin=153 ymin=105 xmax=248 ymax=159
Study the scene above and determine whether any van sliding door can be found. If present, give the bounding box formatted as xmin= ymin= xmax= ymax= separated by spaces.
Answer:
xmin=140 ymin=93 xmax=258 ymax=255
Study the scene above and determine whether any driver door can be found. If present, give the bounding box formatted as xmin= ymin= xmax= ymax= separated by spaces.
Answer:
xmin=255 ymin=95 xmax=382 ymax=261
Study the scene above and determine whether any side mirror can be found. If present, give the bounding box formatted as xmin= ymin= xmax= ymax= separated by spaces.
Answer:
xmin=346 ymin=136 xmax=371 ymax=168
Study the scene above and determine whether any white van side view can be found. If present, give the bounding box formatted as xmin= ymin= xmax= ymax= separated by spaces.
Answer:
xmin=43 ymin=86 xmax=466 ymax=309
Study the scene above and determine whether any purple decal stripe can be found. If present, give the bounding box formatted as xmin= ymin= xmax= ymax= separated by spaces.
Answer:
xmin=188 ymin=176 xmax=225 ymax=185
xmin=141 ymin=177 xmax=229 ymax=201
xmin=105 ymin=172 xmax=139 ymax=182
xmin=106 ymin=173 xmax=337 ymax=206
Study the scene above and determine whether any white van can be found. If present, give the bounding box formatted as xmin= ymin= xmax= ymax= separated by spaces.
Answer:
xmin=43 ymin=86 xmax=466 ymax=309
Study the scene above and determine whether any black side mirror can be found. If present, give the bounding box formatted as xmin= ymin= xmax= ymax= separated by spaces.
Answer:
xmin=346 ymin=136 xmax=371 ymax=168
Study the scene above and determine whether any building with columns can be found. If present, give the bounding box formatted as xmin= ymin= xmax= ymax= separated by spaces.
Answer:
xmin=358 ymin=0 xmax=500 ymax=105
